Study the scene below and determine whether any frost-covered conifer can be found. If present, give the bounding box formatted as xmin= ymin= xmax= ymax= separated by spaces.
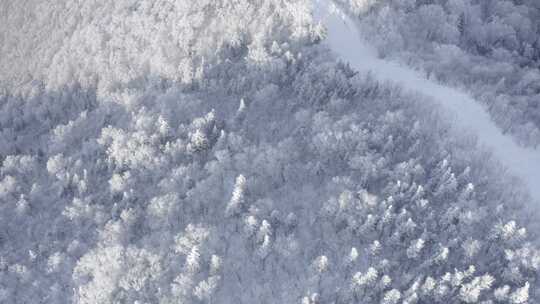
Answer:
xmin=226 ymin=174 xmax=247 ymax=217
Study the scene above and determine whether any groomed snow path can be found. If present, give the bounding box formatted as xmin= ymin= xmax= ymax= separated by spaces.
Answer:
xmin=313 ymin=0 xmax=540 ymax=203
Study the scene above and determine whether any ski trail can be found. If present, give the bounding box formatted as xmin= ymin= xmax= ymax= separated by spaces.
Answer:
xmin=313 ymin=0 xmax=540 ymax=203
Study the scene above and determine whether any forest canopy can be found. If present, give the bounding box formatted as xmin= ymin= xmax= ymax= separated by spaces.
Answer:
xmin=338 ymin=0 xmax=540 ymax=147
xmin=0 ymin=0 xmax=538 ymax=303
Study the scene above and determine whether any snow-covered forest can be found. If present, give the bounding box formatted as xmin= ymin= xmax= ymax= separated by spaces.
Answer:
xmin=0 ymin=0 xmax=538 ymax=303
xmin=337 ymin=0 xmax=540 ymax=147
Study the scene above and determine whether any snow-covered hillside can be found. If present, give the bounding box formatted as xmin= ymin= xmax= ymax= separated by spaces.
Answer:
xmin=0 ymin=0 xmax=538 ymax=303
xmin=336 ymin=0 xmax=540 ymax=148
xmin=314 ymin=0 xmax=540 ymax=203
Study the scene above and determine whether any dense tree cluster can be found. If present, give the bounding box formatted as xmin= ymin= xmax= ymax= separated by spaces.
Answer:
xmin=0 ymin=0 xmax=538 ymax=303
xmin=338 ymin=0 xmax=540 ymax=147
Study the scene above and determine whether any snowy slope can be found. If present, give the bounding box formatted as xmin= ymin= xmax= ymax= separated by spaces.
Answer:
xmin=313 ymin=0 xmax=540 ymax=204
xmin=1 ymin=1 xmax=539 ymax=302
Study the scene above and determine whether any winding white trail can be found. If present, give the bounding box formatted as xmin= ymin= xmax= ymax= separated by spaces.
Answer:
xmin=313 ymin=0 xmax=540 ymax=203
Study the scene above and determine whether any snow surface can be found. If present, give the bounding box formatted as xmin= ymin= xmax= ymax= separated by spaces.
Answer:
xmin=313 ymin=0 xmax=540 ymax=203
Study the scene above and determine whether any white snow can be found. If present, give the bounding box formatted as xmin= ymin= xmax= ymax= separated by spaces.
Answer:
xmin=313 ymin=0 xmax=540 ymax=203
